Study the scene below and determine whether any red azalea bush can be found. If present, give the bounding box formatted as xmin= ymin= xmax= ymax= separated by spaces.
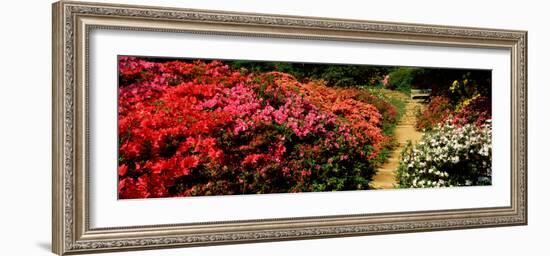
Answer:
xmin=415 ymin=96 xmax=453 ymax=131
xmin=118 ymin=57 xmax=389 ymax=199
xmin=355 ymin=90 xmax=398 ymax=133
xmin=415 ymin=95 xmax=492 ymax=131
xmin=450 ymin=96 xmax=492 ymax=127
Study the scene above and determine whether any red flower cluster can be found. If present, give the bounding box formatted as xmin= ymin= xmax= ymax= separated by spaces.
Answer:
xmin=416 ymin=95 xmax=491 ymax=131
xmin=118 ymin=57 xmax=388 ymax=199
xmin=293 ymin=81 xmax=395 ymax=159
xmin=451 ymin=96 xmax=492 ymax=126
xmin=415 ymin=96 xmax=453 ymax=131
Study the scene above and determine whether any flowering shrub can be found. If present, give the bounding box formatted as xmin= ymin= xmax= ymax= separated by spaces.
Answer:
xmin=117 ymin=57 xmax=390 ymax=199
xmin=415 ymin=96 xmax=453 ymax=131
xmin=397 ymin=119 xmax=492 ymax=188
xmin=415 ymin=93 xmax=492 ymax=131
xmin=448 ymin=78 xmax=488 ymax=106
xmin=451 ymin=95 xmax=491 ymax=127
xmin=292 ymin=80 xmax=398 ymax=158
xmin=356 ymin=90 xmax=398 ymax=134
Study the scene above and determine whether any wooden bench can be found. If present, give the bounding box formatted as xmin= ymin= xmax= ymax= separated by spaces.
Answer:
xmin=410 ymin=89 xmax=432 ymax=100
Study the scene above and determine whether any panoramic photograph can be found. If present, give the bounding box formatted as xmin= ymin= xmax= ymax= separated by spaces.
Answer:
xmin=117 ymin=56 xmax=492 ymax=199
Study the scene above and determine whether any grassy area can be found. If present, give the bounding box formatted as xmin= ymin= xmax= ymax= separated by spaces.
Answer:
xmin=367 ymin=87 xmax=407 ymax=130
xmin=360 ymin=86 xmax=408 ymax=166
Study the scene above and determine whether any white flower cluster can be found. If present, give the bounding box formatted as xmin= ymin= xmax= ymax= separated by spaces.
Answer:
xmin=397 ymin=119 xmax=492 ymax=188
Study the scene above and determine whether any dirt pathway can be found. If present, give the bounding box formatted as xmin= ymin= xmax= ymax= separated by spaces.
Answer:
xmin=369 ymin=98 xmax=425 ymax=189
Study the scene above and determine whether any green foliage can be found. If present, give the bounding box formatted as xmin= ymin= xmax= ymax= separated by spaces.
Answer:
xmin=358 ymin=88 xmax=408 ymax=168
xmin=385 ymin=94 xmax=406 ymax=123
xmin=387 ymin=67 xmax=423 ymax=93
xmin=411 ymin=69 xmax=491 ymax=100
xmin=229 ymin=61 xmax=391 ymax=87
xmin=446 ymin=72 xmax=491 ymax=106
xmin=385 ymin=67 xmax=491 ymax=99
xmin=366 ymin=87 xmax=407 ymax=133
xmin=320 ymin=65 xmax=360 ymax=87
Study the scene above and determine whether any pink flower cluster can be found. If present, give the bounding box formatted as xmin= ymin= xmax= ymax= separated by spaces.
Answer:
xmin=118 ymin=57 xmax=387 ymax=198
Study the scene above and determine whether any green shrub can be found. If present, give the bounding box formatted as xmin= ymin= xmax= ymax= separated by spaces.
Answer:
xmin=320 ymin=66 xmax=360 ymax=87
xmin=387 ymin=67 xmax=422 ymax=93
xmin=229 ymin=61 xmax=391 ymax=87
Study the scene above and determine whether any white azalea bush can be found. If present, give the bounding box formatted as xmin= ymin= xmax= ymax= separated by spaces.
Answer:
xmin=397 ymin=119 xmax=492 ymax=188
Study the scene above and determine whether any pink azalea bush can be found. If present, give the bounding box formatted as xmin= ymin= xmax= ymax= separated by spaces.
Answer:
xmin=118 ymin=57 xmax=392 ymax=199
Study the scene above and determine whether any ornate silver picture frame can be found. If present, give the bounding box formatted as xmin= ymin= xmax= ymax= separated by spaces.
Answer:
xmin=52 ymin=1 xmax=527 ymax=255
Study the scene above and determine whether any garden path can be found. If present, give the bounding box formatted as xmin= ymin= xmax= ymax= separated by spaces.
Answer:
xmin=369 ymin=97 xmax=425 ymax=189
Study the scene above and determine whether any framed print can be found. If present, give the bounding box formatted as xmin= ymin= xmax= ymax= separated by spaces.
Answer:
xmin=52 ymin=1 xmax=527 ymax=255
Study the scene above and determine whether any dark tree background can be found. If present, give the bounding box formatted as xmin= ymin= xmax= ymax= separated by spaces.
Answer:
xmin=134 ymin=56 xmax=491 ymax=97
